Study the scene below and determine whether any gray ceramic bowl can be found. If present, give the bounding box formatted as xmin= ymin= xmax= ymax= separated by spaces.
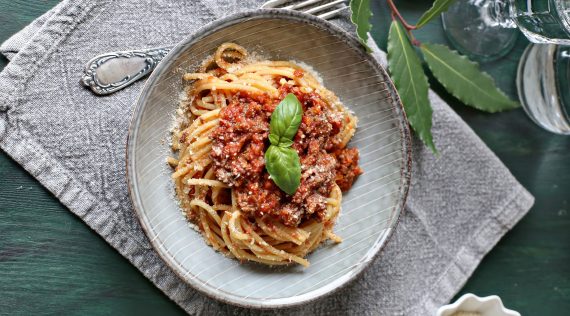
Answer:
xmin=127 ymin=9 xmax=411 ymax=309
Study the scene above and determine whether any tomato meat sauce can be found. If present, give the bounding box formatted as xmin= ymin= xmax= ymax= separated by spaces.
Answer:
xmin=210 ymin=84 xmax=362 ymax=227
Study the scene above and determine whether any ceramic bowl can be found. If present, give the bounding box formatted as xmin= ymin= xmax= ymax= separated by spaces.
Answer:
xmin=437 ymin=294 xmax=521 ymax=316
xmin=127 ymin=9 xmax=411 ymax=308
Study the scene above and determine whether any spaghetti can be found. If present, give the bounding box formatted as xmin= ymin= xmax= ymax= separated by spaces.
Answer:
xmin=170 ymin=43 xmax=361 ymax=267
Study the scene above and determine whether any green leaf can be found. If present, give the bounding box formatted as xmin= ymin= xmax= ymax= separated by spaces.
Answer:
xmin=269 ymin=93 xmax=303 ymax=146
xmin=277 ymin=138 xmax=294 ymax=147
xmin=265 ymin=145 xmax=301 ymax=195
xmin=269 ymin=134 xmax=280 ymax=146
xmin=387 ymin=20 xmax=437 ymax=154
xmin=350 ymin=0 xmax=372 ymax=52
xmin=266 ymin=94 xmax=303 ymax=194
xmin=420 ymin=43 xmax=519 ymax=112
xmin=416 ymin=0 xmax=456 ymax=28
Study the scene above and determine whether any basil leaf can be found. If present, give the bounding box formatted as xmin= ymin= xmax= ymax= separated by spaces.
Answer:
xmin=269 ymin=93 xmax=303 ymax=146
xmin=265 ymin=145 xmax=301 ymax=195
xmin=269 ymin=134 xmax=280 ymax=146
xmin=277 ymin=138 xmax=294 ymax=147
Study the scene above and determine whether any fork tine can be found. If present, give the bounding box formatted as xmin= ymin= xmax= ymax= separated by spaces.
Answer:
xmin=261 ymin=0 xmax=293 ymax=8
xmin=262 ymin=0 xmax=350 ymax=21
xmin=318 ymin=6 xmax=349 ymax=20
xmin=304 ymin=0 xmax=347 ymax=14
xmin=282 ymin=0 xmax=322 ymax=10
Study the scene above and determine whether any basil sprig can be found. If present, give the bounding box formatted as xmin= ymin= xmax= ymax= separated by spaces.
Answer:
xmin=265 ymin=93 xmax=303 ymax=195
xmin=269 ymin=94 xmax=303 ymax=146
xmin=265 ymin=146 xmax=301 ymax=195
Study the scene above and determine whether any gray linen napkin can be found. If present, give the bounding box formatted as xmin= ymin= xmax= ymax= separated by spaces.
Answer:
xmin=0 ymin=0 xmax=534 ymax=315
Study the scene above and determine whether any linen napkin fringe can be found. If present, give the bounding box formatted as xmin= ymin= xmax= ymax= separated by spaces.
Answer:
xmin=411 ymin=185 xmax=533 ymax=314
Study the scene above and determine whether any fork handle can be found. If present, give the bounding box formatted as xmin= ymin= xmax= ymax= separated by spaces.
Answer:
xmin=81 ymin=46 xmax=172 ymax=95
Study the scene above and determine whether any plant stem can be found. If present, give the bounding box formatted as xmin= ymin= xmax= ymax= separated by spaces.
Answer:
xmin=387 ymin=0 xmax=420 ymax=46
xmin=386 ymin=0 xmax=417 ymax=31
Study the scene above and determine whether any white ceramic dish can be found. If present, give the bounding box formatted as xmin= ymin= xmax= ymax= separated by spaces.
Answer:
xmin=437 ymin=293 xmax=521 ymax=316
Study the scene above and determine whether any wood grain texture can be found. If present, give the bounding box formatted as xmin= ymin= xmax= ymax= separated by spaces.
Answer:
xmin=0 ymin=1 xmax=185 ymax=315
xmin=0 ymin=0 xmax=568 ymax=315
xmin=373 ymin=2 xmax=570 ymax=315
xmin=0 ymin=143 xmax=185 ymax=315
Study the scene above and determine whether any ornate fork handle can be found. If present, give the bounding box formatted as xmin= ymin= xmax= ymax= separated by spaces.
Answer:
xmin=81 ymin=47 xmax=172 ymax=95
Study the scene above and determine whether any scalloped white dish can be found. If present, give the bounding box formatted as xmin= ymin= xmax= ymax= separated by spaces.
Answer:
xmin=438 ymin=293 xmax=521 ymax=316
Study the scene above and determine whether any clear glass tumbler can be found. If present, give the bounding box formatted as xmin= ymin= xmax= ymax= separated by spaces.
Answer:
xmin=517 ymin=44 xmax=570 ymax=134
xmin=442 ymin=0 xmax=570 ymax=61
xmin=442 ymin=0 xmax=570 ymax=135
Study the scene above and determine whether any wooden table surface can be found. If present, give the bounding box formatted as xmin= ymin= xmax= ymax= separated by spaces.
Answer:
xmin=0 ymin=1 xmax=568 ymax=315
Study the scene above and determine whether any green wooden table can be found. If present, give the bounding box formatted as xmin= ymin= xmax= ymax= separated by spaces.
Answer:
xmin=0 ymin=1 xmax=568 ymax=314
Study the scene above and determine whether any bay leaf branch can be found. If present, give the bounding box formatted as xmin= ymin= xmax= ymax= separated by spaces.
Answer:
xmin=350 ymin=0 xmax=372 ymax=52
xmin=388 ymin=20 xmax=437 ymax=153
xmin=420 ymin=43 xmax=519 ymax=112
xmin=416 ymin=0 xmax=456 ymax=28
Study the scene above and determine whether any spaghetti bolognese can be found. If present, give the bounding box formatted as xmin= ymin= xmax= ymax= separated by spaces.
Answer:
xmin=169 ymin=43 xmax=362 ymax=267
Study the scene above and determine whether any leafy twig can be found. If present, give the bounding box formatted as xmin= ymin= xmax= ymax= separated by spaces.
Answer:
xmin=386 ymin=0 xmax=417 ymax=31
xmin=416 ymin=0 xmax=457 ymax=28
xmin=349 ymin=0 xmax=519 ymax=154
xmin=388 ymin=20 xmax=436 ymax=153
xmin=350 ymin=0 xmax=372 ymax=51
xmin=421 ymin=43 xmax=519 ymax=112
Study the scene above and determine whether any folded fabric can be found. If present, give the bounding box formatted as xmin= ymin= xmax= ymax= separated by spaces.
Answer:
xmin=0 ymin=0 xmax=533 ymax=314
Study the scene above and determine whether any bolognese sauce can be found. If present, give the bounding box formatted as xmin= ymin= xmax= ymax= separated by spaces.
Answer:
xmin=210 ymin=81 xmax=362 ymax=227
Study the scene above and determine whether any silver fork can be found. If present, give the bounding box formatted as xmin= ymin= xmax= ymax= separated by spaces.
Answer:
xmin=81 ymin=0 xmax=349 ymax=95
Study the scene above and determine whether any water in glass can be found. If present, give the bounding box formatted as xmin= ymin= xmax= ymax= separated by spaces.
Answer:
xmin=512 ymin=0 xmax=570 ymax=44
